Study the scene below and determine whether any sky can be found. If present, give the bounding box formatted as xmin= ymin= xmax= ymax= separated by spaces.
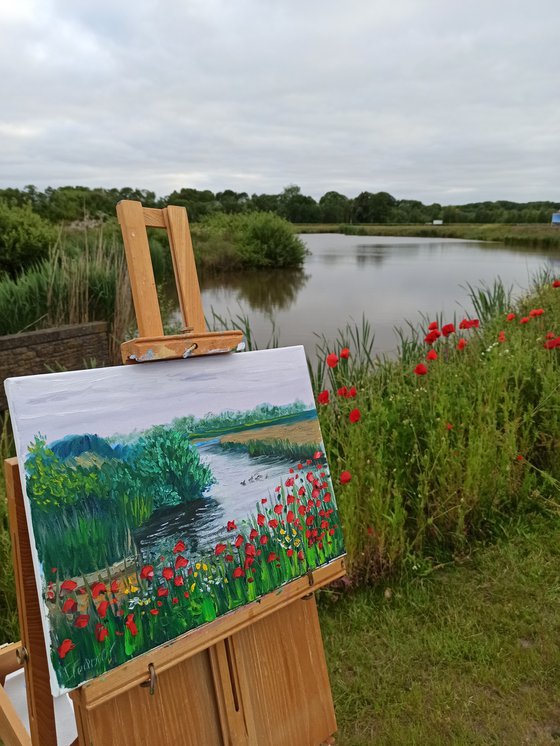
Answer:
xmin=5 ymin=346 xmax=314 ymax=446
xmin=1 ymin=0 xmax=559 ymax=204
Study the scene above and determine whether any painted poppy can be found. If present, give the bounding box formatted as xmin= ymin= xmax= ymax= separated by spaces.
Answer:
xmin=313 ymin=451 xmax=323 ymax=460
xmin=226 ymin=521 xmax=237 ymax=532
xmin=162 ymin=567 xmax=174 ymax=580
xmin=274 ymin=504 xmax=283 ymax=514
xmin=234 ymin=534 xmax=244 ymax=548
xmin=97 ymin=600 xmax=110 ymax=618
xmin=175 ymin=556 xmax=188 ymax=569
xmin=287 ymin=510 xmax=295 ymax=523
xmin=267 ymin=552 xmax=278 ymax=563
xmin=74 ymin=614 xmax=89 ymax=629
xmin=140 ymin=565 xmax=154 ymax=581
xmin=259 ymin=535 xmax=268 ymax=545
xmin=57 ymin=639 xmax=75 ymax=659
xmin=268 ymin=519 xmax=279 ymax=529
xmin=90 ymin=582 xmax=106 ymax=599
xmin=157 ymin=587 xmax=169 ymax=597
xmin=173 ymin=540 xmax=186 ymax=553
xmin=60 ymin=579 xmax=78 ymax=593
xmin=110 ymin=580 xmax=119 ymax=593
xmin=232 ymin=567 xmax=245 ymax=579
xmin=215 ymin=543 xmax=227 ymax=556
xmin=174 ymin=575 xmax=184 ymax=586
xmin=61 ymin=598 xmax=77 ymax=614
xmin=249 ymin=528 xmax=258 ymax=540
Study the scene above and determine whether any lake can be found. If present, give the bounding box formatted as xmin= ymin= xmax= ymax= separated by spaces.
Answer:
xmin=183 ymin=234 xmax=560 ymax=359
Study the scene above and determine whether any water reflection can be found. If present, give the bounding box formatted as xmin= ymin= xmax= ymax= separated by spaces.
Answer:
xmin=201 ymin=268 xmax=309 ymax=314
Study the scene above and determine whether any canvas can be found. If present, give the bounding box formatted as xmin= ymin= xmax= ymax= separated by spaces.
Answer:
xmin=5 ymin=346 xmax=345 ymax=695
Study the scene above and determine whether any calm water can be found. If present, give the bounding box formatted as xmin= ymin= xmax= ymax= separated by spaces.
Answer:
xmin=186 ymin=234 xmax=560 ymax=358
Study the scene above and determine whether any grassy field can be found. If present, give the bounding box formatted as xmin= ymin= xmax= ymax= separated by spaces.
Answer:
xmin=320 ymin=514 xmax=560 ymax=745
xmin=296 ymin=222 xmax=560 ymax=250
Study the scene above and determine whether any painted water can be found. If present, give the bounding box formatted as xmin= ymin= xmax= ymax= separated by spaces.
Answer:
xmin=190 ymin=234 xmax=560 ymax=358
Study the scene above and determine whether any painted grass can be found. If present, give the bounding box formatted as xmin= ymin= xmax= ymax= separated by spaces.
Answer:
xmin=320 ymin=514 xmax=560 ymax=745
xmin=219 ymin=437 xmax=322 ymax=462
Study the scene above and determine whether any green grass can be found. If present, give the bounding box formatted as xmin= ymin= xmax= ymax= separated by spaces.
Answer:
xmin=320 ymin=514 xmax=560 ymax=745
xmin=296 ymin=222 xmax=560 ymax=250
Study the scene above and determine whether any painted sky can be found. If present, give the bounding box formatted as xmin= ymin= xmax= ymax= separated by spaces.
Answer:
xmin=1 ymin=0 xmax=559 ymax=203
xmin=5 ymin=347 xmax=314 ymax=447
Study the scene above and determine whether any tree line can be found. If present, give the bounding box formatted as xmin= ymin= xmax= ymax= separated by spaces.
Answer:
xmin=0 ymin=184 xmax=558 ymax=225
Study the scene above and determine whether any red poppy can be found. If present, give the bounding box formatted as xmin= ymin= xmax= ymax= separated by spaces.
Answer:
xmin=162 ymin=567 xmax=174 ymax=580
xmin=249 ymin=528 xmax=258 ymax=540
xmin=446 ymin=423 xmax=453 ymax=431
xmin=173 ymin=540 xmax=186 ymax=553
xmin=317 ymin=390 xmax=330 ymax=405
xmin=60 ymin=579 xmax=78 ymax=593
xmin=313 ymin=450 xmax=323 ymax=460
xmin=529 ymin=308 xmax=544 ymax=317
xmin=234 ymin=534 xmax=244 ymax=548
xmin=414 ymin=363 xmax=428 ymax=376
xmin=268 ymin=518 xmax=279 ymax=529
xmin=285 ymin=477 xmax=294 ymax=487
xmin=245 ymin=543 xmax=256 ymax=557
xmin=426 ymin=349 xmax=438 ymax=361
xmin=544 ymin=338 xmax=560 ymax=349
xmin=140 ymin=565 xmax=154 ymax=581
xmin=174 ymin=575 xmax=184 ymax=586
xmin=347 ymin=386 xmax=357 ymax=398
xmin=61 ymin=598 xmax=77 ymax=614
xmin=110 ymin=580 xmax=119 ymax=593
xmin=261 ymin=497 xmax=267 ymax=504
xmin=274 ymin=504 xmax=283 ymax=515
xmin=424 ymin=330 xmax=441 ymax=345
xmin=260 ymin=535 xmax=268 ymax=545
xmin=340 ymin=471 xmax=352 ymax=484
xmin=506 ymin=313 xmax=516 ymax=321
xmin=157 ymin=587 xmax=169 ymax=597
xmin=498 ymin=331 xmax=506 ymax=343
xmin=326 ymin=353 xmax=339 ymax=368
xmin=298 ymin=504 xmax=306 ymax=515
xmin=215 ymin=543 xmax=227 ymax=556
xmin=306 ymin=472 xmax=314 ymax=483
xmin=459 ymin=318 xmax=479 ymax=330
xmin=340 ymin=347 xmax=350 ymax=359
xmin=267 ymin=552 xmax=278 ymax=563
xmin=287 ymin=549 xmax=294 ymax=557
xmin=287 ymin=494 xmax=295 ymax=504
xmin=257 ymin=513 xmax=265 ymax=526
xmin=57 ymin=639 xmax=75 ymax=659
xmin=457 ymin=338 xmax=467 ymax=351
xmin=546 ymin=332 xmax=555 ymax=339
xmin=175 ymin=555 xmax=188 ymax=569
xmin=232 ymin=567 xmax=245 ymax=579
xmin=441 ymin=323 xmax=455 ymax=337
xmin=74 ymin=614 xmax=89 ymax=629
xmin=183 ymin=591 xmax=190 ymax=599
xmin=349 ymin=408 xmax=361 ymax=423
xmin=553 ymin=280 xmax=560 ymax=288
xmin=427 ymin=321 xmax=438 ymax=330
xmin=226 ymin=521 xmax=237 ymax=532
xmin=337 ymin=386 xmax=348 ymax=397
xmin=90 ymin=582 xmax=106 ymax=599
xmin=287 ymin=510 xmax=295 ymax=523
xmin=516 ymin=454 xmax=523 ymax=462
xmin=520 ymin=316 xmax=530 ymax=324
xmin=297 ymin=550 xmax=305 ymax=561
xmin=97 ymin=600 xmax=110 ymax=618
xmin=225 ymin=554 xmax=234 ymax=562
xmin=150 ymin=609 xmax=159 ymax=616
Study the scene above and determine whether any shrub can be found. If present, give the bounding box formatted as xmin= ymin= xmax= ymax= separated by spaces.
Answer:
xmin=0 ymin=201 xmax=57 ymax=275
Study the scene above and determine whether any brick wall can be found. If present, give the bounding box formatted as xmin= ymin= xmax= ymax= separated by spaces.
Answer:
xmin=0 ymin=322 xmax=111 ymax=411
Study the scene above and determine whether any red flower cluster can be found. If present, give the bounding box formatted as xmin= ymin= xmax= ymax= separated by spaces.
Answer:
xmin=459 ymin=318 xmax=480 ymax=330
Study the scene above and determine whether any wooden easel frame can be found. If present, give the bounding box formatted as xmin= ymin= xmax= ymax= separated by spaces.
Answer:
xmin=1 ymin=200 xmax=345 ymax=745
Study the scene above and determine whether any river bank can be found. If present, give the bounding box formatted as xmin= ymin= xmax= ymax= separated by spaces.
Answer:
xmin=296 ymin=222 xmax=560 ymax=250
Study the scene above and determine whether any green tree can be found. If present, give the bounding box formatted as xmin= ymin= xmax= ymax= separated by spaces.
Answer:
xmin=0 ymin=202 xmax=57 ymax=275
xmin=319 ymin=191 xmax=351 ymax=223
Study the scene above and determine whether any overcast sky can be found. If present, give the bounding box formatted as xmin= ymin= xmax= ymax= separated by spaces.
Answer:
xmin=1 ymin=0 xmax=559 ymax=204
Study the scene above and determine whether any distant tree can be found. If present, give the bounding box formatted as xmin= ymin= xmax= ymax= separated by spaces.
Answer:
xmin=166 ymin=188 xmax=218 ymax=221
xmin=0 ymin=202 xmax=57 ymax=275
xmin=216 ymin=189 xmax=249 ymax=214
xmin=319 ymin=191 xmax=351 ymax=223
xmin=249 ymin=193 xmax=281 ymax=213
xmin=277 ymin=185 xmax=321 ymax=223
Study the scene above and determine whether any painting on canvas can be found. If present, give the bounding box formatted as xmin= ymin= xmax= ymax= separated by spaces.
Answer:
xmin=6 ymin=346 xmax=345 ymax=695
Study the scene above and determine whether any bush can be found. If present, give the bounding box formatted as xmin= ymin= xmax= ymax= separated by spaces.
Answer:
xmin=0 ymin=201 xmax=57 ymax=275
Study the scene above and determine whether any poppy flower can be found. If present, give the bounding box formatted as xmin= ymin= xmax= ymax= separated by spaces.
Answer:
xmin=157 ymin=587 xmax=169 ymax=597
xmin=274 ymin=504 xmax=283 ymax=515
xmin=174 ymin=575 xmax=184 ymax=586
xmin=298 ymin=504 xmax=306 ymax=515
xmin=232 ymin=567 xmax=245 ymax=579
xmin=441 ymin=323 xmax=455 ymax=337
xmin=285 ymin=477 xmax=294 ymax=487
xmin=313 ymin=451 xmax=323 ymax=460
xmin=446 ymin=423 xmax=453 ymax=431
xmin=60 ymin=579 xmax=78 ymax=593
xmin=516 ymin=454 xmax=524 ymax=462
xmin=90 ymin=582 xmax=106 ymax=599
xmin=57 ymin=639 xmax=75 ymax=659
xmin=426 ymin=349 xmax=438 ymax=361
xmin=544 ymin=338 xmax=560 ymax=349
xmin=427 ymin=321 xmax=438 ymax=331
xmin=340 ymin=347 xmax=350 ymax=359
xmin=215 ymin=543 xmax=227 ymax=556
xmin=150 ymin=609 xmax=159 ymax=616
xmin=226 ymin=521 xmax=237 ymax=532
xmin=414 ymin=363 xmax=428 ymax=376
xmin=317 ymin=390 xmax=329 ymax=405
xmin=339 ymin=471 xmax=352 ymax=484
xmin=234 ymin=534 xmax=244 ymax=548
xmin=261 ymin=497 xmax=267 ymax=504
xmin=424 ymin=330 xmax=441 ymax=345
xmin=297 ymin=550 xmax=305 ymax=561
xmin=529 ymin=308 xmax=544 ymax=317
xmin=259 ymin=535 xmax=268 ymax=545
xmin=249 ymin=528 xmax=258 ymax=540
xmin=520 ymin=317 xmax=530 ymax=324
xmin=553 ymin=280 xmax=560 ymax=288
xmin=457 ymin=338 xmax=467 ymax=350
xmin=287 ymin=510 xmax=295 ymax=523
xmin=97 ymin=600 xmax=110 ymax=618
xmin=506 ymin=313 xmax=516 ymax=321
xmin=347 ymin=386 xmax=357 ymax=398
xmin=268 ymin=518 xmax=279 ymax=529
xmin=546 ymin=332 xmax=555 ymax=339
xmin=337 ymin=386 xmax=348 ymax=397
xmin=349 ymin=408 xmax=361 ymax=423
xmin=74 ymin=614 xmax=90 ymax=629
xmin=175 ymin=555 xmax=188 ymax=569
xmin=61 ymin=598 xmax=77 ymax=614
xmin=326 ymin=353 xmax=338 ymax=368
xmin=162 ymin=567 xmax=174 ymax=580
xmin=110 ymin=580 xmax=119 ymax=593
xmin=267 ymin=552 xmax=278 ymax=563
xmin=459 ymin=318 xmax=479 ymax=330
xmin=173 ymin=540 xmax=186 ymax=553
xmin=498 ymin=331 xmax=506 ymax=343
xmin=287 ymin=549 xmax=294 ymax=558
xmin=140 ymin=565 xmax=154 ymax=581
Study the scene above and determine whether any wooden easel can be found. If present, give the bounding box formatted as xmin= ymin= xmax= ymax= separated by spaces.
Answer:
xmin=1 ymin=199 xmax=346 ymax=745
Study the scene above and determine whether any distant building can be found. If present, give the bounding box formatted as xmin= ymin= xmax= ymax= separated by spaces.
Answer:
xmin=432 ymin=219 xmax=443 ymax=226
xmin=552 ymin=212 xmax=560 ymax=226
